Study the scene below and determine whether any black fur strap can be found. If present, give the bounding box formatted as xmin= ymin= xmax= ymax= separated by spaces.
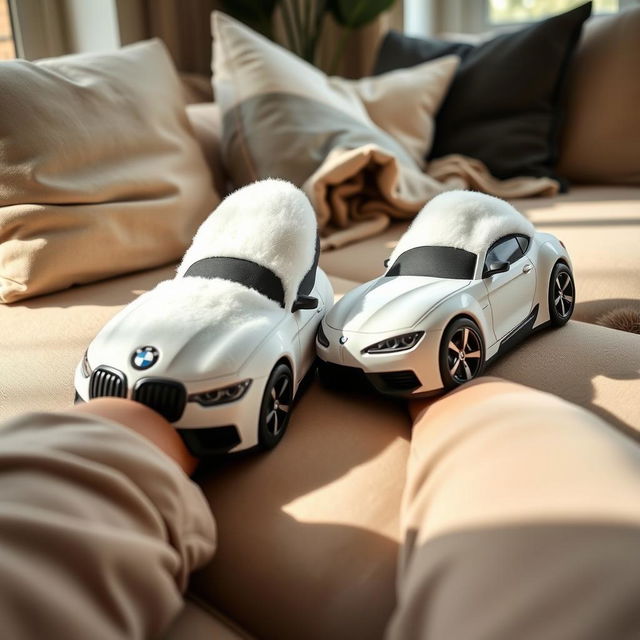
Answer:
xmin=184 ymin=257 xmax=285 ymax=308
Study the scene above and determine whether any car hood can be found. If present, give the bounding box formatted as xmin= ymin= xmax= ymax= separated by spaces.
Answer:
xmin=325 ymin=276 xmax=470 ymax=333
xmin=88 ymin=277 xmax=283 ymax=382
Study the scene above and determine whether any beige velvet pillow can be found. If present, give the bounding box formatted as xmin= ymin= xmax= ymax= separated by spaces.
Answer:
xmin=558 ymin=7 xmax=640 ymax=185
xmin=211 ymin=11 xmax=458 ymax=188
xmin=0 ymin=40 xmax=220 ymax=303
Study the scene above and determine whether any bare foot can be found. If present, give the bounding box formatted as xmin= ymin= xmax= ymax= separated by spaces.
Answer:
xmin=72 ymin=398 xmax=198 ymax=475
xmin=408 ymin=377 xmax=510 ymax=424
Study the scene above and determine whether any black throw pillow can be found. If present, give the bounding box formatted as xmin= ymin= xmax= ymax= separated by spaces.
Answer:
xmin=374 ymin=2 xmax=592 ymax=187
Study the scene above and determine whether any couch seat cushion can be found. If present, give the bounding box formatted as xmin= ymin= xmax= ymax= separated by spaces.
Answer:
xmin=0 ymin=253 xmax=639 ymax=639
xmin=192 ymin=382 xmax=410 ymax=640
xmin=319 ymin=186 xmax=640 ymax=325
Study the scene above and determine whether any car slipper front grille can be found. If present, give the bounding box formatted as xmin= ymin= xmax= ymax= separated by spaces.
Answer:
xmin=89 ymin=366 xmax=128 ymax=399
xmin=133 ymin=379 xmax=187 ymax=423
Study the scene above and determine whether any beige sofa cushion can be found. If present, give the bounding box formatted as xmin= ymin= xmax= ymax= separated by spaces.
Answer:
xmin=558 ymin=7 xmax=640 ymax=185
xmin=0 ymin=256 xmax=638 ymax=638
xmin=0 ymin=40 xmax=219 ymax=304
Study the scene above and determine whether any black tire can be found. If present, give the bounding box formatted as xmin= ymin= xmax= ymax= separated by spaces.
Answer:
xmin=258 ymin=362 xmax=294 ymax=450
xmin=548 ymin=262 xmax=575 ymax=326
xmin=439 ymin=317 xmax=486 ymax=390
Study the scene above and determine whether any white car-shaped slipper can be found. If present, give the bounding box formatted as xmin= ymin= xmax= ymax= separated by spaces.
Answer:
xmin=317 ymin=190 xmax=574 ymax=397
xmin=75 ymin=179 xmax=333 ymax=455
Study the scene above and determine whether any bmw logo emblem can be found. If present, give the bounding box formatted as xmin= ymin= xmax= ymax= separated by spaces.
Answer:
xmin=132 ymin=346 xmax=159 ymax=370
xmin=339 ymin=336 xmax=348 ymax=345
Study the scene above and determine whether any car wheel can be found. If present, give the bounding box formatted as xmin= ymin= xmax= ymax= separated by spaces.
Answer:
xmin=548 ymin=262 xmax=575 ymax=326
xmin=439 ymin=317 xmax=485 ymax=390
xmin=258 ymin=362 xmax=294 ymax=450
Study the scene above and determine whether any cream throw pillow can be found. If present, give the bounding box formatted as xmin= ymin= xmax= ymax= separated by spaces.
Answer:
xmin=211 ymin=11 xmax=458 ymax=188
xmin=0 ymin=40 xmax=219 ymax=303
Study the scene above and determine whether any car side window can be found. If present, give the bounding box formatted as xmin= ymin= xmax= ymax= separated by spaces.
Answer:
xmin=485 ymin=237 xmax=524 ymax=269
xmin=516 ymin=235 xmax=530 ymax=254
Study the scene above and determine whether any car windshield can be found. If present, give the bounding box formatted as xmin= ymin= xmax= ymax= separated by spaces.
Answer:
xmin=183 ymin=257 xmax=286 ymax=307
xmin=385 ymin=246 xmax=477 ymax=280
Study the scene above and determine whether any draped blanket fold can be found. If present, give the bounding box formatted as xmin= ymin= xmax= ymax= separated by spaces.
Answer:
xmin=304 ymin=146 xmax=559 ymax=251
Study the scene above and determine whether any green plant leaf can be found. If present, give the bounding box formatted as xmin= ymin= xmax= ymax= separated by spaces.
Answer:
xmin=220 ymin=0 xmax=281 ymax=38
xmin=327 ymin=0 xmax=396 ymax=29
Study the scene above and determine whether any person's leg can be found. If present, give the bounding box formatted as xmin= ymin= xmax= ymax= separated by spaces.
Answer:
xmin=0 ymin=399 xmax=215 ymax=640
xmin=387 ymin=378 xmax=640 ymax=640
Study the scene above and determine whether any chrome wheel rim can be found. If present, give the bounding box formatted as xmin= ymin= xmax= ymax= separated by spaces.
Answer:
xmin=265 ymin=374 xmax=291 ymax=437
xmin=448 ymin=327 xmax=482 ymax=383
xmin=553 ymin=271 xmax=574 ymax=318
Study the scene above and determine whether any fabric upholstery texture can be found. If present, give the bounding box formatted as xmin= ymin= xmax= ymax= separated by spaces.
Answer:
xmin=0 ymin=40 xmax=219 ymax=303
xmin=557 ymin=6 xmax=640 ymax=185
xmin=374 ymin=3 xmax=592 ymax=184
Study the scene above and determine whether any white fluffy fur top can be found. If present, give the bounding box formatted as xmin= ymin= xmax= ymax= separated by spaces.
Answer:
xmin=388 ymin=191 xmax=536 ymax=264
xmin=177 ymin=179 xmax=317 ymax=306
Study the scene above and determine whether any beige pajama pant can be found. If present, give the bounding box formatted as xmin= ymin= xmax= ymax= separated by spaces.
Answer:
xmin=1 ymin=379 xmax=639 ymax=639
xmin=387 ymin=380 xmax=640 ymax=639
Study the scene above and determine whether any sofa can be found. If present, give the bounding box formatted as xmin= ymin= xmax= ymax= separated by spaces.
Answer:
xmin=1 ymin=7 xmax=639 ymax=640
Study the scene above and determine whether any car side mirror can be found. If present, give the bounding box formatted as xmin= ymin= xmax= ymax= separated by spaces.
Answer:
xmin=292 ymin=295 xmax=318 ymax=312
xmin=484 ymin=261 xmax=510 ymax=277
xmin=384 ymin=258 xmax=390 ymax=268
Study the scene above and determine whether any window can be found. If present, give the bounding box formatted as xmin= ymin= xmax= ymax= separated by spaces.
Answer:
xmin=386 ymin=246 xmax=477 ymax=280
xmin=485 ymin=237 xmax=524 ymax=269
xmin=488 ymin=0 xmax=623 ymax=24
xmin=404 ymin=0 xmax=640 ymax=36
xmin=0 ymin=0 xmax=15 ymax=60
xmin=516 ymin=235 xmax=530 ymax=253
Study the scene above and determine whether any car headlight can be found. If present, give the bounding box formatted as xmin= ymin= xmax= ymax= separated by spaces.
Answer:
xmin=362 ymin=332 xmax=424 ymax=354
xmin=317 ymin=323 xmax=329 ymax=347
xmin=81 ymin=350 xmax=92 ymax=378
xmin=188 ymin=379 xmax=252 ymax=406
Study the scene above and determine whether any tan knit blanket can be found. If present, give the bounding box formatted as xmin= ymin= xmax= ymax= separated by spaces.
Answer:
xmin=303 ymin=145 xmax=559 ymax=251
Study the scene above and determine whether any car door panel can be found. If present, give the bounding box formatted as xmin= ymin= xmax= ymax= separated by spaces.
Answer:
xmin=294 ymin=283 xmax=325 ymax=374
xmin=484 ymin=238 xmax=537 ymax=340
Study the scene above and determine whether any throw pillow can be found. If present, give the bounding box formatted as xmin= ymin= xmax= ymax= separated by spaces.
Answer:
xmin=187 ymin=102 xmax=229 ymax=197
xmin=211 ymin=11 xmax=459 ymax=187
xmin=0 ymin=40 xmax=220 ymax=304
xmin=374 ymin=2 xmax=592 ymax=184
xmin=557 ymin=6 xmax=640 ymax=185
